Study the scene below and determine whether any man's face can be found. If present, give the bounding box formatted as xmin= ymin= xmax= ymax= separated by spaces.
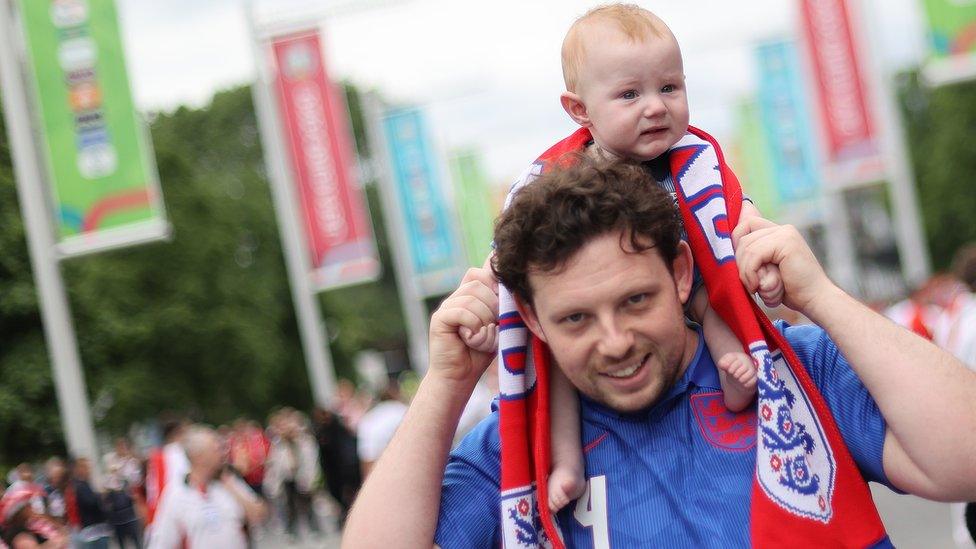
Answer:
xmin=570 ymin=25 xmax=689 ymax=162
xmin=520 ymin=232 xmax=697 ymax=413
xmin=192 ymin=433 xmax=223 ymax=477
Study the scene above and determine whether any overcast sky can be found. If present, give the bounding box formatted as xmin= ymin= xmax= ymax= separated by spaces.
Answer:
xmin=115 ymin=0 xmax=929 ymax=183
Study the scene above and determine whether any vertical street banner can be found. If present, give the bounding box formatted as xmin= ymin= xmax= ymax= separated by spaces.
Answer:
xmin=755 ymin=40 xmax=820 ymax=205
xmin=920 ymin=0 xmax=976 ymax=84
xmin=449 ymin=150 xmax=495 ymax=267
xmin=17 ymin=0 xmax=167 ymax=256
xmin=731 ymin=100 xmax=780 ymax=220
xmin=381 ymin=107 xmax=464 ymax=297
xmin=798 ymin=0 xmax=884 ymax=188
xmin=271 ymin=30 xmax=380 ymax=291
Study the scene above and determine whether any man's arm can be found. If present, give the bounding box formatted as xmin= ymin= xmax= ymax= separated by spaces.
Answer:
xmin=220 ymin=472 xmax=267 ymax=525
xmin=343 ymin=268 xmax=498 ymax=548
xmin=734 ymin=217 xmax=976 ymax=501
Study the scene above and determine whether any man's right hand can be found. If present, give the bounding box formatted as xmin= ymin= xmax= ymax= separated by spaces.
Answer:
xmin=428 ymin=267 xmax=499 ymax=388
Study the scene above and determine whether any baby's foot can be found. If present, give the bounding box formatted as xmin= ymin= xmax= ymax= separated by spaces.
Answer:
xmin=548 ymin=465 xmax=586 ymax=513
xmin=717 ymin=352 xmax=758 ymax=412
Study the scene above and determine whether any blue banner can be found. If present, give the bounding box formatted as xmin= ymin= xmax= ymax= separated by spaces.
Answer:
xmin=756 ymin=40 xmax=821 ymax=204
xmin=381 ymin=108 xmax=463 ymax=296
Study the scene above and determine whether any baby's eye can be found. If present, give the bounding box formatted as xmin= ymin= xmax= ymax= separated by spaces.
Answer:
xmin=620 ymin=90 xmax=638 ymax=100
xmin=661 ymin=84 xmax=676 ymax=93
xmin=563 ymin=312 xmax=585 ymax=324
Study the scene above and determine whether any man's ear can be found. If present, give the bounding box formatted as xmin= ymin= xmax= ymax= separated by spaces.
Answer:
xmin=514 ymin=295 xmax=548 ymax=344
xmin=673 ymin=241 xmax=695 ymax=305
xmin=560 ymin=91 xmax=591 ymax=128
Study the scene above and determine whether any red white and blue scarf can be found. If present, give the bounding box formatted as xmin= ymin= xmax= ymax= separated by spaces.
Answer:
xmin=496 ymin=126 xmax=888 ymax=548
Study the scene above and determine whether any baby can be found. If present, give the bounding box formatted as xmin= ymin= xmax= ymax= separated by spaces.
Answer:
xmin=463 ymin=4 xmax=783 ymax=513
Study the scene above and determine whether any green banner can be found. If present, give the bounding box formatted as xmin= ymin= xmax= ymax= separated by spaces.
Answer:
xmin=732 ymin=100 xmax=780 ymax=220
xmin=449 ymin=150 xmax=495 ymax=267
xmin=922 ymin=0 xmax=976 ymax=59
xmin=18 ymin=0 xmax=165 ymax=252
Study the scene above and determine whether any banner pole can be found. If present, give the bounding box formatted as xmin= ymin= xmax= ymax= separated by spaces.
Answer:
xmin=853 ymin=0 xmax=931 ymax=287
xmin=362 ymin=93 xmax=430 ymax=374
xmin=0 ymin=0 xmax=100 ymax=476
xmin=247 ymin=1 xmax=336 ymax=407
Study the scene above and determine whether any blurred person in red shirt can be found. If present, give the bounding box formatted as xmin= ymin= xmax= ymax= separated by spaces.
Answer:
xmin=228 ymin=419 xmax=270 ymax=499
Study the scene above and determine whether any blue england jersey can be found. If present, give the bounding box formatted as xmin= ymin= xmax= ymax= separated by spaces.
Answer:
xmin=434 ymin=322 xmax=893 ymax=548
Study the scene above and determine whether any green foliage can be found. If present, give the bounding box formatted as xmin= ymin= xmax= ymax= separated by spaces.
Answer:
xmin=899 ymin=73 xmax=976 ymax=270
xmin=0 ymin=84 xmax=406 ymax=466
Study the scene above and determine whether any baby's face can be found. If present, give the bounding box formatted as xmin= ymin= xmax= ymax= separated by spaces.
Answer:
xmin=574 ymin=28 xmax=689 ymax=161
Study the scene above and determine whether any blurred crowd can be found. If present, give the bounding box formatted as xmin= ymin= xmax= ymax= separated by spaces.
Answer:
xmin=0 ymin=372 xmax=492 ymax=549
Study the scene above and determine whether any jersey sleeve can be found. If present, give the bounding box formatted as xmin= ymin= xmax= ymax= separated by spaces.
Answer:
xmin=434 ymin=412 xmax=502 ymax=549
xmin=780 ymin=322 xmax=892 ymax=487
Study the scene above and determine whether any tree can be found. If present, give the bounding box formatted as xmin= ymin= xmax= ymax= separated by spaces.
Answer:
xmin=899 ymin=72 xmax=976 ymax=271
xmin=0 ymin=83 xmax=407 ymax=466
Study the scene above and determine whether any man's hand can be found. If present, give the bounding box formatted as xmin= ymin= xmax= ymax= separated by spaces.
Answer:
xmin=732 ymin=216 xmax=836 ymax=316
xmin=429 ymin=267 xmax=499 ymax=388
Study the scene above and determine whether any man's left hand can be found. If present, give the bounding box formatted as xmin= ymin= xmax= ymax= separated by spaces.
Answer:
xmin=732 ymin=216 xmax=836 ymax=316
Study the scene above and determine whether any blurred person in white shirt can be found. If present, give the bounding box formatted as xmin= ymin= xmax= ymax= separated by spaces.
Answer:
xmin=146 ymin=425 xmax=266 ymax=549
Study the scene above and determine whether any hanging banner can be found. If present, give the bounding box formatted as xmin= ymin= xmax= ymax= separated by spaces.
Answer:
xmin=756 ymin=40 xmax=820 ymax=205
xmin=449 ymin=150 xmax=495 ymax=267
xmin=920 ymin=0 xmax=976 ymax=85
xmin=381 ymin=107 xmax=464 ymax=297
xmin=731 ymin=100 xmax=780 ymax=220
xmin=17 ymin=0 xmax=168 ymax=256
xmin=798 ymin=0 xmax=884 ymax=188
xmin=271 ymin=30 xmax=380 ymax=291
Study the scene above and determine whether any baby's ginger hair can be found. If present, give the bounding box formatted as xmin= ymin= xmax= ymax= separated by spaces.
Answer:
xmin=562 ymin=4 xmax=674 ymax=92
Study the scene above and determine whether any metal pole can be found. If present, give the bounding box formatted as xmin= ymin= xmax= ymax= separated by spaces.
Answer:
xmin=853 ymin=0 xmax=931 ymax=288
xmin=0 ymin=0 xmax=100 ymax=470
xmin=247 ymin=1 xmax=336 ymax=407
xmin=792 ymin=15 xmax=860 ymax=294
xmin=362 ymin=92 xmax=430 ymax=373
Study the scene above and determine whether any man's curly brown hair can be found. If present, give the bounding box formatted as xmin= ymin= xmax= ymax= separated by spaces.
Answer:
xmin=492 ymin=157 xmax=682 ymax=304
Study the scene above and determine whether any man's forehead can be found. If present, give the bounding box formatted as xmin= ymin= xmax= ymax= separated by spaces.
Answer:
xmin=527 ymin=232 xmax=664 ymax=299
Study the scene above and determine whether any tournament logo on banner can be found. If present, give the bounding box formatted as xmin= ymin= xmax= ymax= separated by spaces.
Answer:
xmin=921 ymin=0 xmax=976 ymax=84
xmin=271 ymin=30 xmax=380 ymax=291
xmin=380 ymin=107 xmax=464 ymax=298
xmin=798 ymin=0 xmax=885 ymax=188
xmin=756 ymin=41 xmax=821 ymax=205
xmin=17 ymin=0 xmax=168 ymax=256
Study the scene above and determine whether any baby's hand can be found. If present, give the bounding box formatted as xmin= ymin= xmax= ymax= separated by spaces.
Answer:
xmin=756 ymin=264 xmax=784 ymax=308
xmin=460 ymin=324 xmax=498 ymax=353
xmin=459 ymin=253 xmax=499 ymax=353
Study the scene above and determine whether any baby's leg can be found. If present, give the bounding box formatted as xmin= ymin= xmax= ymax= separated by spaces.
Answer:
xmin=698 ymin=292 xmax=757 ymax=412
xmin=548 ymin=366 xmax=585 ymax=513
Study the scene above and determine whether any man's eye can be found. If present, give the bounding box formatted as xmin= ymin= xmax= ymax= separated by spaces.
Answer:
xmin=661 ymin=84 xmax=675 ymax=93
xmin=627 ymin=293 xmax=647 ymax=305
xmin=564 ymin=313 xmax=585 ymax=323
xmin=621 ymin=90 xmax=637 ymax=100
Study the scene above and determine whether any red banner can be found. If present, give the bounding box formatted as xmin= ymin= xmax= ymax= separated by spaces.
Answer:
xmin=272 ymin=31 xmax=379 ymax=290
xmin=799 ymin=0 xmax=876 ymax=164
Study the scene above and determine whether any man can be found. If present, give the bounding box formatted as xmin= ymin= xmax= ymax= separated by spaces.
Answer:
xmin=67 ymin=457 xmax=111 ymax=548
xmin=343 ymin=161 xmax=976 ymax=546
xmin=144 ymin=418 xmax=188 ymax=527
xmin=356 ymin=382 xmax=407 ymax=478
xmin=147 ymin=425 xmax=267 ymax=549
